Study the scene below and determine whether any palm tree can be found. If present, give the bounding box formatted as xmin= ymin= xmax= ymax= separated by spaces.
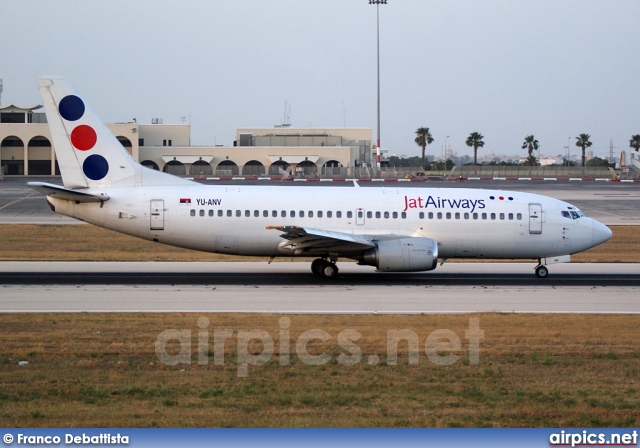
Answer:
xmin=414 ymin=127 xmax=434 ymax=170
xmin=521 ymin=135 xmax=539 ymax=166
xmin=575 ymin=134 xmax=592 ymax=167
xmin=466 ymin=132 xmax=484 ymax=165
xmin=630 ymin=134 xmax=640 ymax=152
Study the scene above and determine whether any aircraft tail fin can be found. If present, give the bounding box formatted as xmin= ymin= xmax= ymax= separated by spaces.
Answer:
xmin=37 ymin=76 xmax=192 ymax=189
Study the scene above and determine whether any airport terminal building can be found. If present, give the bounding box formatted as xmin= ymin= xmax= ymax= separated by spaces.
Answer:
xmin=0 ymin=104 xmax=373 ymax=177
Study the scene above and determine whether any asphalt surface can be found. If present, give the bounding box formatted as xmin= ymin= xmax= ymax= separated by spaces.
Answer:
xmin=1 ymin=176 xmax=639 ymax=225
xmin=1 ymin=262 xmax=638 ymax=313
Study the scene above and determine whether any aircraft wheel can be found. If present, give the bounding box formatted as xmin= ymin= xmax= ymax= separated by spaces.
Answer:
xmin=322 ymin=263 xmax=339 ymax=279
xmin=535 ymin=265 xmax=549 ymax=278
xmin=311 ymin=259 xmax=326 ymax=277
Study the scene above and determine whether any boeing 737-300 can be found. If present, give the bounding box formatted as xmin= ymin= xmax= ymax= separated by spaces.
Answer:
xmin=29 ymin=77 xmax=612 ymax=279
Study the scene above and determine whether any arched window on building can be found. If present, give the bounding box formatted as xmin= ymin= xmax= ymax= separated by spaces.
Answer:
xmin=242 ymin=160 xmax=265 ymax=176
xmin=1 ymin=136 xmax=25 ymax=175
xmin=141 ymin=160 xmax=160 ymax=171
xmin=163 ymin=160 xmax=186 ymax=176
xmin=322 ymin=160 xmax=343 ymax=177
xmin=27 ymin=136 xmax=53 ymax=175
xmin=295 ymin=160 xmax=318 ymax=177
xmin=190 ymin=159 xmax=213 ymax=176
xmin=215 ymin=160 xmax=239 ymax=176
xmin=116 ymin=136 xmax=133 ymax=155
xmin=268 ymin=160 xmax=289 ymax=176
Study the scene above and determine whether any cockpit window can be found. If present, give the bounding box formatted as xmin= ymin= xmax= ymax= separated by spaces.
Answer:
xmin=563 ymin=209 xmax=586 ymax=219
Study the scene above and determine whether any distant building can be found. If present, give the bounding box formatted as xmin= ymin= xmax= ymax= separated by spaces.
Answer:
xmin=1 ymin=103 xmax=372 ymax=177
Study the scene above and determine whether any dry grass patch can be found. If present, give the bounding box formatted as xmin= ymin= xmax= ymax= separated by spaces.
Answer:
xmin=0 ymin=224 xmax=638 ymax=262
xmin=0 ymin=313 xmax=638 ymax=427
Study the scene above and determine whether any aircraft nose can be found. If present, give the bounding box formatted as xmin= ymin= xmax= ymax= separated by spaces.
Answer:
xmin=592 ymin=220 xmax=612 ymax=246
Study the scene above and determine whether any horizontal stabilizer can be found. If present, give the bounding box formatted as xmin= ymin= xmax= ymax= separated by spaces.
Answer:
xmin=28 ymin=182 xmax=109 ymax=203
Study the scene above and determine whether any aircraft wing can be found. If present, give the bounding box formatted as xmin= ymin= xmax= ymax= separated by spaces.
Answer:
xmin=28 ymin=182 xmax=110 ymax=203
xmin=265 ymin=225 xmax=376 ymax=255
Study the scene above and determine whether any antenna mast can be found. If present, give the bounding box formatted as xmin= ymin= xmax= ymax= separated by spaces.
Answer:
xmin=0 ymin=79 xmax=3 ymax=104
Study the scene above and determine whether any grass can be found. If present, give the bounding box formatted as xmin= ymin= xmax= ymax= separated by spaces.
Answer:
xmin=0 ymin=224 xmax=638 ymax=262
xmin=0 ymin=313 xmax=638 ymax=427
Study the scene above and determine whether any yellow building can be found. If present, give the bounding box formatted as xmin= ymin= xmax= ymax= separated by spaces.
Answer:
xmin=1 ymin=104 xmax=372 ymax=178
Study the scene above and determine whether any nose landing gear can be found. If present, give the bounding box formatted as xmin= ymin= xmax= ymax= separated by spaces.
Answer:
xmin=534 ymin=263 xmax=549 ymax=278
xmin=311 ymin=258 xmax=339 ymax=279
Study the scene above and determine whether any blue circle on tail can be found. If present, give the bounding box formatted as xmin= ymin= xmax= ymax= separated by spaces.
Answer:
xmin=59 ymin=95 xmax=85 ymax=121
xmin=83 ymin=154 xmax=109 ymax=180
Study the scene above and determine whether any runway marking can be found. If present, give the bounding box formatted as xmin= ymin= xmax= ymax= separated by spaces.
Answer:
xmin=0 ymin=192 xmax=36 ymax=210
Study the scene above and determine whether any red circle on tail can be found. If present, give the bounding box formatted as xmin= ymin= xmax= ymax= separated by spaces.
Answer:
xmin=71 ymin=125 xmax=97 ymax=151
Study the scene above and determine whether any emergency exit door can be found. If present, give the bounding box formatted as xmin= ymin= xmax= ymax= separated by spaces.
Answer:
xmin=150 ymin=200 xmax=165 ymax=230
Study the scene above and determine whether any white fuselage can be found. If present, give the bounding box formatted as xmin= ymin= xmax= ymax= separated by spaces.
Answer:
xmin=48 ymin=185 xmax=609 ymax=260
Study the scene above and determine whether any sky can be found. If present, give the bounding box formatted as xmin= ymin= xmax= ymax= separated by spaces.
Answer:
xmin=2 ymin=0 xmax=639 ymax=160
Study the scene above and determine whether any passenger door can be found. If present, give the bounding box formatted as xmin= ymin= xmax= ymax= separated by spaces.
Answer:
xmin=529 ymin=203 xmax=542 ymax=234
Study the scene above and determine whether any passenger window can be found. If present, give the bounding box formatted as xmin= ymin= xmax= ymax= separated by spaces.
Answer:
xmin=508 ymin=213 xmax=514 ymax=220
xmin=300 ymin=211 xmax=305 ymax=218
xmin=254 ymin=210 xmax=260 ymax=217
xmin=245 ymin=210 xmax=250 ymax=217
xmin=290 ymin=211 xmax=295 ymax=217
xmin=263 ymin=210 xmax=268 ymax=217
xmin=318 ymin=211 xmax=323 ymax=218
xmin=401 ymin=212 xmax=406 ymax=219
xmin=272 ymin=210 xmax=277 ymax=218
xmin=281 ymin=210 xmax=286 ymax=218
xmin=419 ymin=212 xmax=424 ymax=219
xmin=309 ymin=211 xmax=314 ymax=218
xmin=491 ymin=213 xmax=496 ymax=220
xmin=327 ymin=211 xmax=333 ymax=218
xmin=236 ymin=210 xmax=241 ymax=217
xmin=464 ymin=213 xmax=469 ymax=219
xmin=209 ymin=210 xmax=214 ymax=217
xmin=227 ymin=210 xmax=232 ymax=217
xmin=446 ymin=212 xmax=451 ymax=219
xmin=455 ymin=212 xmax=460 ymax=219
xmin=190 ymin=209 xmax=196 ymax=217
xmin=392 ymin=212 xmax=398 ymax=219
xmin=517 ymin=213 xmax=522 ymax=220
xmin=375 ymin=211 xmax=381 ymax=219
xmin=428 ymin=212 xmax=434 ymax=219
xmin=437 ymin=212 xmax=442 ymax=219
xmin=473 ymin=213 xmax=478 ymax=220
xmin=384 ymin=211 xmax=389 ymax=219
xmin=482 ymin=213 xmax=487 ymax=220
xmin=336 ymin=211 xmax=342 ymax=218
xmin=218 ymin=210 xmax=223 ymax=217
xmin=199 ymin=210 xmax=205 ymax=217
xmin=367 ymin=211 xmax=373 ymax=219
xmin=347 ymin=211 xmax=353 ymax=219
xmin=500 ymin=213 xmax=505 ymax=220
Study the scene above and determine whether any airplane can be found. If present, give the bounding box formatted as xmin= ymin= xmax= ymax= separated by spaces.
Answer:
xmin=29 ymin=76 xmax=612 ymax=279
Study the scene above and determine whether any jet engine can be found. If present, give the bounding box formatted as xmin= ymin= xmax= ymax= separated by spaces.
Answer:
xmin=360 ymin=237 xmax=438 ymax=272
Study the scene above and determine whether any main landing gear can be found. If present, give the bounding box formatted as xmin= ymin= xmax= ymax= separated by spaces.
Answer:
xmin=534 ymin=261 xmax=549 ymax=279
xmin=311 ymin=258 xmax=339 ymax=279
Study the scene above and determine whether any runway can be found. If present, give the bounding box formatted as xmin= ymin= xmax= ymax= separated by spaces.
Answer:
xmin=1 ymin=262 xmax=638 ymax=313
xmin=2 ymin=176 xmax=639 ymax=225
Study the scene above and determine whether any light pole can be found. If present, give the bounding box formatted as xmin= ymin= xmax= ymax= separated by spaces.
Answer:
xmin=369 ymin=0 xmax=386 ymax=168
